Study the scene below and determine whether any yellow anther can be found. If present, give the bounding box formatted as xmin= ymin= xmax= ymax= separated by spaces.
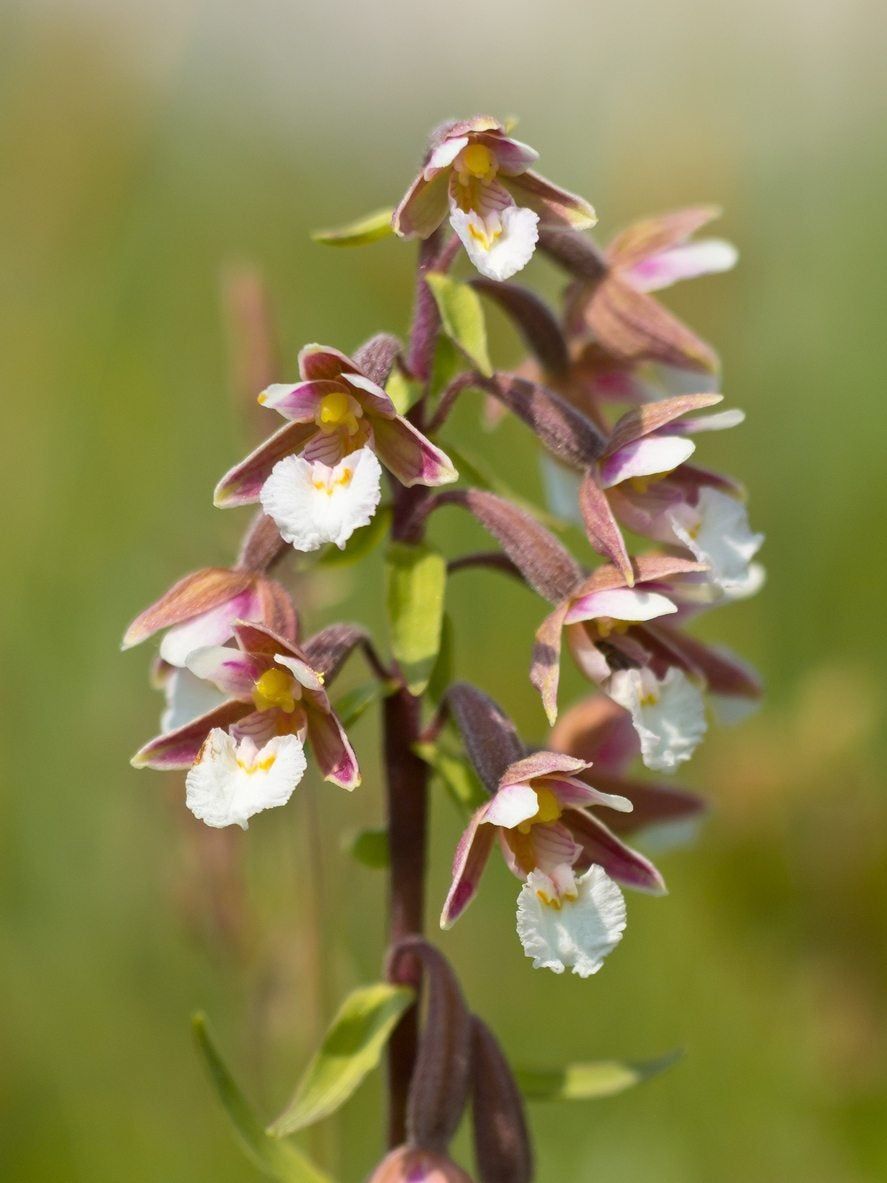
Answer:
xmin=460 ymin=142 xmax=496 ymax=180
xmin=517 ymin=785 xmax=563 ymax=834
xmin=316 ymin=390 xmax=362 ymax=436
xmin=252 ymin=667 xmax=297 ymax=714
xmin=535 ymin=886 xmax=562 ymax=910
xmin=596 ymin=617 xmax=629 ymax=640
xmin=628 ymin=471 xmax=669 ymax=494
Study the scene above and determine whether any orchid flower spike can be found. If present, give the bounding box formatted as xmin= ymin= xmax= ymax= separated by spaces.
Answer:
xmin=394 ymin=116 xmax=596 ymax=281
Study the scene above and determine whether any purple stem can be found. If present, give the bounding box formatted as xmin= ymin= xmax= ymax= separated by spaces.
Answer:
xmin=406 ymin=231 xmax=444 ymax=382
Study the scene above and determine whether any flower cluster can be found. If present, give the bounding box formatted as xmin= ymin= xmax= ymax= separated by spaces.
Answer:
xmin=124 ymin=115 xmax=763 ymax=1179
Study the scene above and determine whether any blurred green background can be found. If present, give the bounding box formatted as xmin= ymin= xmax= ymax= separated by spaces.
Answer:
xmin=2 ymin=0 xmax=886 ymax=1179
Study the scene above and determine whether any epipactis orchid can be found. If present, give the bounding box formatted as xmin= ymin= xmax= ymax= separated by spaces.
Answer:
xmin=442 ymin=751 xmax=665 ymax=978
xmin=214 ymin=344 xmax=457 ymax=550
xmin=532 ymin=556 xmax=711 ymax=771
xmin=132 ymin=621 xmax=360 ymax=828
xmin=394 ymin=116 xmax=596 ymax=281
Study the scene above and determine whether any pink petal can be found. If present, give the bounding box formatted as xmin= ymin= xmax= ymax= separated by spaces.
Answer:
xmin=485 ymin=783 xmax=539 ymax=829
xmin=579 ymin=472 xmax=634 ymax=585
xmin=499 ymin=751 xmax=589 ymax=786
xmin=297 ymin=344 xmax=358 ymax=382
xmin=122 ymin=568 xmax=253 ymax=650
xmin=258 ymin=379 xmax=343 ymax=421
xmin=214 ymin=421 xmax=316 ymax=507
xmin=478 ymin=132 xmax=538 ymax=176
xmin=342 ymin=371 xmax=397 ymax=419
xmin=530 ymin=600 xmax=570 ymax=725
xmin=599 ymin=435 xmax=695 ymax=489
xmin=440 ymin=808 xmax=496 ymax=928
xmin=304 ymin=705 xmax=360 ymax=790
xmin=392 ymin=168 xmax=450 ymax=238
xmin=424 ymin=135 xmax=469 ymax=175
xmin=624 ymin=239 xmax=738 ymax=293
xmin=564 ymin=808 xmax=666 ymax=894
xmin=131 ymin=700 xmax=251 ymax=770
xmin=504 ymin=171 xmax=596 ymax=230
xmin=232 ymin=620 xmax=301 ymax=662
xmin=370 ymin=416 xmax=457 ymax=487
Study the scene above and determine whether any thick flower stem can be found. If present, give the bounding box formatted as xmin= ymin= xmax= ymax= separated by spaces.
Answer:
xmin=383 ymin=682 xmax=429 ymax=1146
xmin=406 ymin=230 xmax=444 ymax=383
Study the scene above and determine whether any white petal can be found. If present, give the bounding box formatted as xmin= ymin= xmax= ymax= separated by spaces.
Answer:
xmin=424 ymin=135 xmax=469 ymax=177
xmin=608 ymin=667 xmax=707 ymax=773
xmin=486 ymin=783 xmax=539 ymax=829
xmin=516 ymin=865 xmax=626 ymax=977
xmin=668 ymin=488 xmax=764 ymax=597
xmin=625 ymin=239 xmax=739 ymax=292
xmin=158 ymin=590 xmax=257 ymax=667
xmin=449 ymin=204 xmax=539 ymax=282
xmin=185 ymin=730 xmax=307 ymax=830
xmin=600 ymin=435 xmax=696 ymax=488
xmin=161 ymin=668 xmax=226 ymax=733
xmin=260 ymin=447 xmax=382 ymax=553
xmin=565 ymin=586 xmax=678 ymax=626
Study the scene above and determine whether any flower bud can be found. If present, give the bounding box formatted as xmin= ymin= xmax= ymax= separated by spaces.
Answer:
xmin=367 ymin=1146 xmax=474 ymax=1183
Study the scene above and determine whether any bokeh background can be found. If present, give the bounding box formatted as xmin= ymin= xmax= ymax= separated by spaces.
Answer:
xmin=3 ymin=0 xmax=886 ymax=1179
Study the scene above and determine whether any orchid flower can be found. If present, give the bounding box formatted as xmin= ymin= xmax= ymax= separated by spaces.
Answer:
xmin=394 ymin=116 xmax=596 ymax=281
xmin=532 ymin=556 xmax=713 ymax=770
xmin=132 ymin=621 xmax=360 ymax=826
xmin=214 ymin=344 xmax=457 ymax=551
xmin=441 ymin=751 xmax=664 ymax=977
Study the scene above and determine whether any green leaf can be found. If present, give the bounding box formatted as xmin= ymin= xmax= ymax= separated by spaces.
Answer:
xmin=268 ymin=983 xmax=415 ymax=1137
xmin=425 ymin=612 xmax=454 ymax=705
xmin=413 ymin=742 xmax=488 ymax=813
xmin=311 ymin=208 xmax=395 ymax=247
xmin=385 ymin=542 xmax=447 ymax=695
xmin=426 ymin=273 xmax=493 ymax=377
xmin=192 ymin=1013 xmax=332 ymax=1183
xmin=344 ymin=827 xmax=390 ymax=869
xmin=515 ymin=1050 xmax=683 ymax=1102
xmin=428 ymin=333 xmax=465 ymax=400
xmin=318 ymin=506 xmax=391 ymax=568
xmin=386 ymin=365 xmax=421 ymax=415
xmin=332 ymin=681 xmax=391 ymax=730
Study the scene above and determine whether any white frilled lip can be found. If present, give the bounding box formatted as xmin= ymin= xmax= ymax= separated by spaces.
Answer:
xmin=516 ymin=864 xmax=627 ymax=977
xmin=608 ymin=666 xmax=708 ymax=774
xmin=260 ymin=448 xmax=383 ymax=554
xmin=185 ymin=730 xmax=307 ymax=830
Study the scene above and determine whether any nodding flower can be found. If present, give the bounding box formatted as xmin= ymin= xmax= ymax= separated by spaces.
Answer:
xmin=214 ymin=343 xmax=457 ymax=551
xmin=394 ymin=116 xmax=595 ymax=281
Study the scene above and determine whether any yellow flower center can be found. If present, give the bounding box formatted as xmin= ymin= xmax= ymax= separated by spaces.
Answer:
xmin=628 ymin=471 xmax=669 ymax=494
xmin=316 ymin=390 xmax=362 ymax=436
xmin=595 ymin=617 xmax=630 ymax=640
xmin=311 ymin=465 xmax=354 ymax=495
xmin=516 ymin=785 xmax=563 ymax=835
xmin=236 ymin=752 xmax=277 ymax=774
xmin=252 ymin=667 xmax=298 ymax=714
xmin=459 ymin=142 xmax=496 ymax=180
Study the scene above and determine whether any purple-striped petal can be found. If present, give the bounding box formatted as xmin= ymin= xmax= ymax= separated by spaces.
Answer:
xmin=440 ymin=807 xmax=496 ymax=928
xmin=530 ymin=599 xmax=570 ymax=725
xmin=122 ymin=568 xmax=254 ymax=650
xmin=392 ymin=168 xmax=451 ymax=238
xmin=342 ymin=371 xmax=398 ymax=419
xmin=499 ymin=751 xmax=589 ymax=787
xmin=564 ymin=807 xmax=666 ymax=894
xmin=131 ymin=700 xmax=251 ymax=770
xmin=371 ymin=416 xmax=457 ymax=487
xmin=304 ymin=704 xmax=360 ymax=790
xmin=504 ymin=171 xmax=596 ymax=230
xmin=214 ymin=420 xmax=316 ymax=507
xmin=159 ymin=587 xmax=261 ymax=667
xmin=579 ymin=471 xmax=634 ymax=585
xmin=297 ymin=344 xmax=357 ymax=382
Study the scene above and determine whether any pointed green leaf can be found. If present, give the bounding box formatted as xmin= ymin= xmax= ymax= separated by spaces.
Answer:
xmin=312 ymin=208 xmax=395 ymax=247
xmin=268 ymin=983 xmax=415 ymax=1137
xmin=425 ymin=613 xmax=454 ymax=705
xmin=344 ymin=827 xmax=390 ymax=869
xmin=429 ymin=333 xmax=465 ymax=400
xmin=192 ymin=1014 xmax=332 ymax=1183
xmin=413 ymin=742 xmax=488 ymax=813
xmin=385 ymin=542 xmax=447 ymax=695
xmin=426 ymin=273 xmax=493 ymax=377
xmin=516 ymin=1050 xmax=682 ymax=1101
